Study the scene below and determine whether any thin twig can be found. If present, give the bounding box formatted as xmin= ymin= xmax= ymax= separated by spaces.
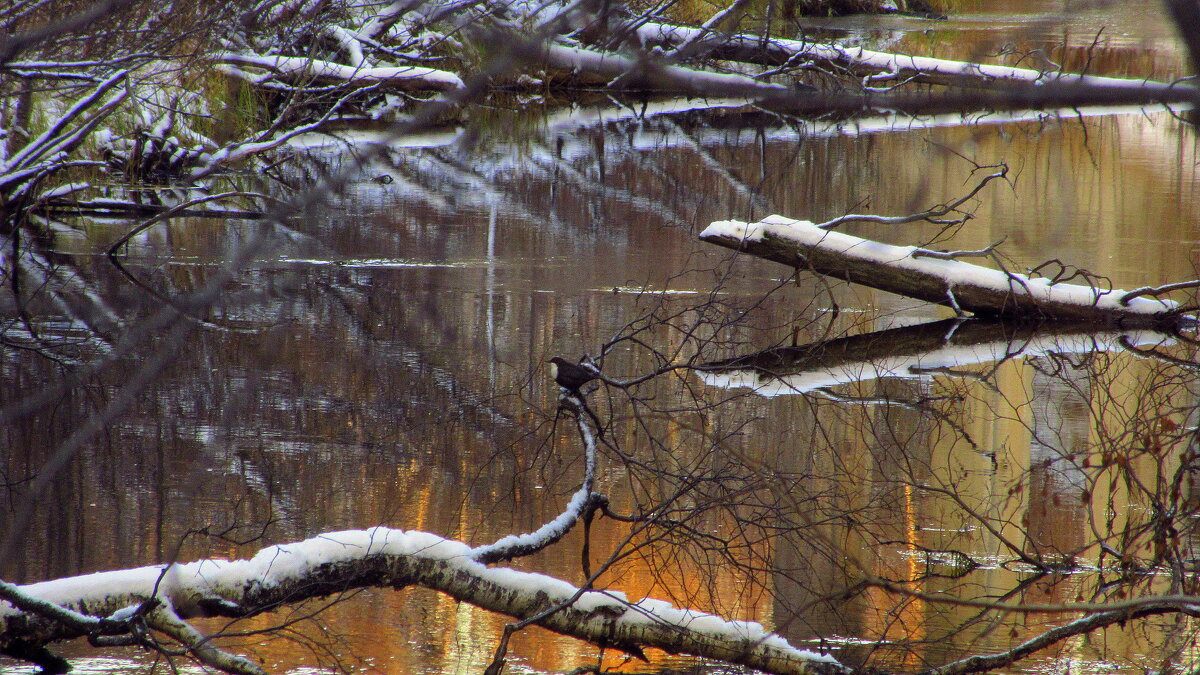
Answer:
xmin=817 ymin=164 xmax=1009 ymax=230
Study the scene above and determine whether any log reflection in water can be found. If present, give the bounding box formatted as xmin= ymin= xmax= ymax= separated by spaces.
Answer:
xmin=699 ymin=318 xmax=1177 ymax=395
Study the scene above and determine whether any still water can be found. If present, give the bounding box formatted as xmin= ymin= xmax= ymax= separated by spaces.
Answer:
xmin=3 ymin=1 xmax=1200 ymax=673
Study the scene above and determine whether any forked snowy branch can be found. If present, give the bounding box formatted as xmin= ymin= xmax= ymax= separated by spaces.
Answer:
xmin=0 ymin=384 xmax=843 ymax=674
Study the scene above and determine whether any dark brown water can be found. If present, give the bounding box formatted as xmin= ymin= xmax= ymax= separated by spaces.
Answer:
xmin=4 ymin=1 xmax=1200 ymax=673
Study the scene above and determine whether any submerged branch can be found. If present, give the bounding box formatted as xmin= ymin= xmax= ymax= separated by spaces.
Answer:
xmin=106 ymin=192 xmax=274 ymax=254
xmin=923 ymin=604 xmax=1198 ymax=675
xmin=35 ymin=199 xmax=266 ymax=219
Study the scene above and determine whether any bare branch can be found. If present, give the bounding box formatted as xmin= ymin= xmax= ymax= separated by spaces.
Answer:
xmin=0 ymin=0 xmax=136 ymax=64
xmin=106 ymin=192 xmax=276 ymax=255
xmin=816 ymin=164 xmax=1008 ymax=230
xmin=1121 ymin=279 xmax=1200 ymax=306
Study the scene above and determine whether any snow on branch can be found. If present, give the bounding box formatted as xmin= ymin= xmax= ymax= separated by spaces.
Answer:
xmin=633 ymin=21 xmax=1184 ymax=92
xmin=700 ymin=215 xmax=1183 ymax=327
xmin=0 ymin=69 xmax=130 ymax=194
xmin=0 ymin=397 xmax=842 ymax=674
xmin=0 ymin=528 xmax=846 ymax=675
xmin=211 ymin=52 xmax=464 ymax=91
xmin=471 ymin=394 xmax=599 ymax=564
xmin=541 ymin=42 xmax=786 ymax=96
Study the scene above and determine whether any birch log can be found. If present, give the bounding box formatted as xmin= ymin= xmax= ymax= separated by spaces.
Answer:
xmin=0 ymin=528 xmax=847 ymax=675
xmin=536 ymin=43 xmax=787 ymax=96
xmin=700 ymin=215 xmax=1183 ymax=327
xmin=633 ymin=22 xmax=1184 ymax=93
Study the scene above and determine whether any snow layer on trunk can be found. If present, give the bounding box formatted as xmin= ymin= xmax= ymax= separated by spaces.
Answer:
xmin=544 ymin=43 xmax=786 ymax=93
xmin=4 ymin=528 xmax=841 ymax=667
xmin=212 ymin=52 xmax=464 ymax=89
xmin=701 ymin=216 xmax=1177 ymax=315
xmin=635 ymin=22 xmax=1175 ymax=91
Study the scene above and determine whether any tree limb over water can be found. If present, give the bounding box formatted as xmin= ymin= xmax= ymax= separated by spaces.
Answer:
xmin=700 ymin=215 xmax=1188 ymax=327
xmin=629 ymin=20 xmax=1187 ymax=92
xmin=6 ymin=1 xmax=1200 ymax=674
xmin=0 ymin=532 xmax=847 ymax=675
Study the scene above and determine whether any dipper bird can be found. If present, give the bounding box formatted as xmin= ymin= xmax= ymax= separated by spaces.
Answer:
xmin=548 ymin=357 xmax=598 ymax=393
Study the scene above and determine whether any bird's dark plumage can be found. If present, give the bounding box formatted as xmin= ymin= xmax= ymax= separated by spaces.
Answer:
xmin=548 ymin=357 xmax=598 ymax=393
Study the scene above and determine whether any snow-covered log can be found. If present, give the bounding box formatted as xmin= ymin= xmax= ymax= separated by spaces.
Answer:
xmin=699 ymin=318 xmax=1172 ymax=396
xmin=700 ymin=215 xmax=1183 ymax=327
xmin=0 ymin=528 xmax=847 ymax=675
xmin=537 ymin=43 xmax=787 ymax=96
xmin=211 ymin=52 xmax=464 ymax=91
xmin=633 ymin=22 xmax=1184 ymax=93
xmin=0 ymin=398 xmax=840 ymax=674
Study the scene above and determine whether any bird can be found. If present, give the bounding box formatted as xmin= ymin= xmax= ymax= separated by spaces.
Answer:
xmin=548 ymin=357 xmax=599 ymax=394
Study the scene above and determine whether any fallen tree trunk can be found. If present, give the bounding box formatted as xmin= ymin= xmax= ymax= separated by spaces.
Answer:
xmin=631 ymin=21 xmax=1184 ymax=93
xmin=534 ymin=42 xmax=787 ymax=96
xmin=0 ymin=398 xmax=844 ymax=675
xmin=699 ymin=215 xmax=1185 ymax=327
xmin=35 ymin=198 xmax=265 ymax=219
xmin=212 ymin=52 xmax=465 ymax=91
xmin=0 ymin=528 xmax=848 ymax=675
